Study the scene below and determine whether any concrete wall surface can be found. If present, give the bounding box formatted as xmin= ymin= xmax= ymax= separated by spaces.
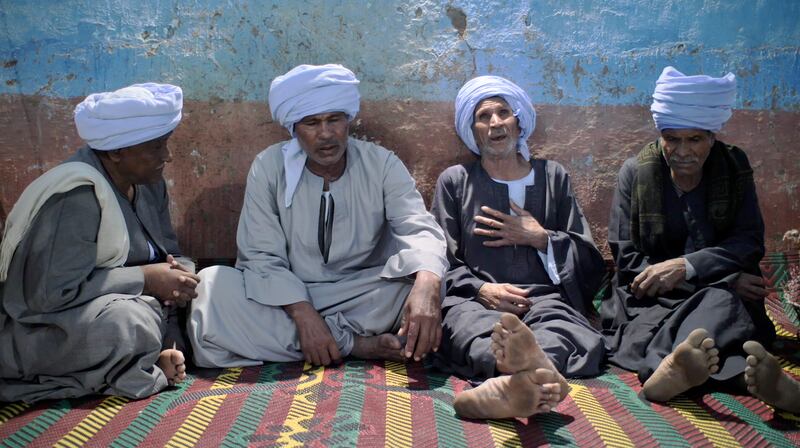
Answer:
xmin=1 ymin=0 xmax=798 ymax=258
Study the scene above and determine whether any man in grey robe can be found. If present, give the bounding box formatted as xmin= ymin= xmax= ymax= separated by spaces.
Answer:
xmin=188 ymin=64 xmax=447 ymax=368
xmin=602 ymin=67 xmax=800 ymax=413
xmin=431 ymin=76 xmax=606 ymax=419
xmin=0 ymin=83 xmax=199 ymax=403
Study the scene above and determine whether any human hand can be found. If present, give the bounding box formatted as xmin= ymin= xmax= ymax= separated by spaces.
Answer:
xmin=735 ymin=272 xmax=769 ymax=301
xmin=142 ymin=261 xmax=200 ymax=307
xmin=398 ymin=271 xmax=442 ymax=361
xmin=473 ymin=202 xmax=549 ymax=251
xmin=284 ymin=301 xmax=342 ymax=366
xmin=630 ymin=258 xmax=687 ymax=299
xmin=476 ymin=282 xmax=531 ymax=316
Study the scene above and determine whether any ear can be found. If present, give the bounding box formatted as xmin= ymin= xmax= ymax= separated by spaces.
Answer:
xmin=105 ymin=150 xmax=123 ymax=163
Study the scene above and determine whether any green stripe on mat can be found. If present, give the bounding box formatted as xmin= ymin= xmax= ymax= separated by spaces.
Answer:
xmin=601 ymin=373 xmax=688 ymax=446
xmin=535 ymin=411 xmax=576 ymax=446
xmin=1 ymin=401 xmax=71 ymax=448
xmin=428 ymin=373 xmax=466 ymax=447
xmin=108 ymin=376 xmax=197 ymax=448
xmin=327 ymin=361 xmax=366 ymax=448
xmin=711 ymin=393 xmax=794 ymax=447
xmin=220 ymin=364 xmax=281 ymax=448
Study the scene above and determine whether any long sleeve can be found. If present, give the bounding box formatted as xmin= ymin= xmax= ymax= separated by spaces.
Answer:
xmin=431 ymin=167 xmax=487 ymax=299
xmin=379 ymin=154 xmax=448 ymax=279
xmin=5 ymin=186 xmax=144 ymax=317
xmin=235 ymin=153 xmax=309 ymax=307
xmin=608 ymin=158 xmax=651 ymax=287
xmin=544 ymin=163 xmax=605 ymax=313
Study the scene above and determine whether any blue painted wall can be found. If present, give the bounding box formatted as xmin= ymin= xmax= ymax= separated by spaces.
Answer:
xmin=1 ymin=0 xmax=798 ymax=109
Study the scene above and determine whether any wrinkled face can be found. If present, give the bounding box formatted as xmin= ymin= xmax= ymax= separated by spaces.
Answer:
xmin=660 ymin=128 xmax=715 ymax=181
xmin=294 ymin=111 xmax=349 ymax=169
xmin=114 ymin=132 xmax=173 ymax=184
xmin=471 ymin=97 xmax=521 ymax=159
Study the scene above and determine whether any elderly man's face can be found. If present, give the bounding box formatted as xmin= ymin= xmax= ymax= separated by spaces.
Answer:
xmin=471 ymin=97 xmax=520 ymax=159
xmin=660 ymin=128 xmax=714 ymax=182
xmin=113 ymin=132 xmax=173 ymax=184
xmin=295 ymin=111 xmax=349 ymax=170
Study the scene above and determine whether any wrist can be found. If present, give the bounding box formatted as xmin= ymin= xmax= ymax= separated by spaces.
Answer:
xmin=283 ymin=301 xmax=315 ymax=319
xmin=530 ymin=230 xmax=549 ymax=251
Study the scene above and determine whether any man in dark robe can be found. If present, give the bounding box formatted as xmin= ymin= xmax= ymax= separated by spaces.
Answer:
xmin=0 ymin=83 xmax=199 ymax=403
xmin=431 ymin=76 xmax=606 ymax=419
xmin=602 ymin=67 xmax=800 ymax=413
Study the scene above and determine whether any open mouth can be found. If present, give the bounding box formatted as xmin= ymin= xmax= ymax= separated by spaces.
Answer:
xmin=489 ymin=135 xmax=507 ymax=142
xmin=319 ymin=144 xmax=338 ymax=152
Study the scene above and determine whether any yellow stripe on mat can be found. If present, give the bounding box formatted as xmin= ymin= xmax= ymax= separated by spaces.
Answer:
xmin=54 ymin=395 xmax=128 ymax=447
xmin=0 ymin=402 xmax=30 ymax=425
xmin=488 ymin=418 xmax=521 ymax=446
xmin=569 ymin=384 xmax=634 ymax=448
xmin=164 ymin=367 xmax=243 ymax=448
xmin=275 ymin=363 xmax=325 ymax=448
xmin=670 ymin=396 xmax=739 ymax=447
xmin=384 ymin=361 xmax=413 ymax=448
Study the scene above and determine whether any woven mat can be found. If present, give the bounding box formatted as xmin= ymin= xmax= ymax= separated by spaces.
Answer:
xmin=1 ymin=255 xmax=799 ymax=447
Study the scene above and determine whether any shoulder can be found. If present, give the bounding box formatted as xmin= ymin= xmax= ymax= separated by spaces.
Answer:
xmin=437 ymin=163 xmax=471 ymax=185
xmin=41 ymin=184 xmax=100 ymax=220
xmin=348 ymin=137 xmax=397 ymax=167
xmin=716 ymin=140 xmax=753 ymax=168
xmin=249 ymin=140 xmax=289 ymax=181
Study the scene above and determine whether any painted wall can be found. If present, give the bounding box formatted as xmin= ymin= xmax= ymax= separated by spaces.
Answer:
xmin=1 ymin=0 xmax=798 ymax=258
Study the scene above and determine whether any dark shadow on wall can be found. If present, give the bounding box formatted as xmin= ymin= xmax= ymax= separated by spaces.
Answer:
xmin=177 ymin=183 xmax=245 ymax=261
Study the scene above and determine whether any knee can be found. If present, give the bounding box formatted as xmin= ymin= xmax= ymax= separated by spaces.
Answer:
xmin=93 ymin=298 xmax=162 ymax=351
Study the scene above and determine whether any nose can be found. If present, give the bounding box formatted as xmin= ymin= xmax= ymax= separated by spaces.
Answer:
xmin=162 ymin=144 xmax=173 ymax=163
xmin=489 ymin=113 xmax=502 ymax=127
xmin=319 ymin=121 xmax=334 ymax=138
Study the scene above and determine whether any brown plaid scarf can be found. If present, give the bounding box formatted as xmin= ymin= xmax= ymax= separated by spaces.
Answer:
xmin=631 ymin=139 xmax=753 ymax=254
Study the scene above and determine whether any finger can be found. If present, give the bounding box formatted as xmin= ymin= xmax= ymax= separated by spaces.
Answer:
xmin=644 ymin=280 xmax=661 ymax=298
xmin=480 ymin=205 xmax=509 ymax=219
xmin=497 ymin=301 xmax=527 ymax=316
xmin=473 ymin=227 xmax=497 ymax=237
xmin=403 ymin=320 xmax=419 ymax=359
xmin=329 ymin=343 xmax=342 ymax=364
xmin=413 ymin=323 xmax=433 ymax=361
xmin=503 ymin=284 xmax=529 ymax=296
xmin=483 ymin=238 xmax=513 ymax=247
xmin=502 ymin=294 xmax=531 ymax=308
xmin=474 ymin=215 xmax=502 ymax=228
xmin=509 ymin=201 xmax=531 ymax=216
xmin=433 ymin=324 xmax=442 ymax=353
xmin=179 ymin=276 xmax=199 ymax=288
xmin=319 ymin=349 xmax=331 ymax=366
xmin=166 ymin=254 xmax=176 ymax=265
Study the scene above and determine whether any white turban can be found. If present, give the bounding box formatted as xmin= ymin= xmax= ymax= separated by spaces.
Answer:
xmin=74 ymin=83 xmax=182 ymax=150
xmin=268 ymin=64 xmax=360 ymax=207
xmin=650 ymin=66 xmax=736 ymax=132
xmin=454 ymin=75 xmax=536 ymax=161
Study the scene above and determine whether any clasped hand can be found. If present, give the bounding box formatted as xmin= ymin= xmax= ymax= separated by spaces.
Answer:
xmin=473 ymin=202 xmax=548 ymax=251
xmin=142 ymin=254 xmax=200 ymax=307
xmin=398 ymin=270 xmax=442 ymax=362
xmin=477 ymin=283 xmax=531 ymax=316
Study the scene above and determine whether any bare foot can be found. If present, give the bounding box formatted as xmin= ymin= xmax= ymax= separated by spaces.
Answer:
xmin=491 ymin=313 xmax=571 ymax=401
xmin=158 ymin=348 xmax=186 ymax=386
xmin=453 ymin=368 xmax=560 ymax=419
xmin=642 ymin=328 xmax=719 ymax=402
xmin=351 ymin=334 xmax=405 ymax=362
xmin=743 ymin=341 xmax=800 ymax=413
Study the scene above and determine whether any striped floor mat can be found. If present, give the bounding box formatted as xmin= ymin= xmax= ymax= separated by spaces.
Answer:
xmin=1 ymin=255 xmax=799 ymax=447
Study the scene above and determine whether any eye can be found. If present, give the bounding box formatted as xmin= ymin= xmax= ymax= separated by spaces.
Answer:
xmin=498 ymin=109 xmax=511 ymax=118
xmin=477 ymin=112 xmax=490 ymax=121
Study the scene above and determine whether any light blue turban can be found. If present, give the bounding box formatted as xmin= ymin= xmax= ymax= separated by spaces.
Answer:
xmin=650 ymin=66 xmax=736 ymax=132
xmin=454 ymin=76 xmax=536 ymax=160
xmin=268 ymin=64 xmax=360 ymax=207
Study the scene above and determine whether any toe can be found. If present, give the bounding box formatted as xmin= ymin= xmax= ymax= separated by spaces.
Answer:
xmin=499 ymin=313 xmax=526 ymax=334
xmin=686 ymin=328 xmax=710 ymax=347
xmin=700 ymin=338 xmax=715 ymax=350
xmin=707 ymin=348 xmax=719 ymax=358
xmin=742 ymin=341 xmax=767 ymax=359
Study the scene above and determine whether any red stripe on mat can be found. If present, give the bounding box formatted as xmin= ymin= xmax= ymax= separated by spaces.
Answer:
xmin=699 ymin=394 xmax=771 ymax=447
xmin=515 ymin=416 xmax=551 ymax=447
xmin=406 ymin=362 xmax=439 ymax=446
xmin=251 ymin=362 xmax=305 ymax=446
xmin=138 ymin=372 xmax=221 ymax=446
xmin=452 ymin=378 xmax=496 ymax=448
xmin=592 ymin=384 xmax=659 ymax=446
xmin=357 ymin=362 xmax=387 ymax=448
xmin=198 ymin=366 xmax=261 ymax=447
xmin=86 ymin=395 xmax=151 ymax=446
xmin=29 ymin=396 xmax=104 ymax=446
xmin=307 ymin=365 xmax=343 ymax=447
xmin=649 ymin=401 xmax=711 ymax=446
xmin=557 ymin=395 xmax=602 ymax=448
xmin=0 ymin=402 xmax=49 ymax=439
xmin=737 ymin=394 xmax=800 ymax=445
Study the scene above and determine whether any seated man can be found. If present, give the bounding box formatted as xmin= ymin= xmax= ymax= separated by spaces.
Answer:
xmin=602 ymin=66 xmax=800 ymax=412
xmin=188 ymin=64 xmax=447 ymax=368
xmin=0 ymin=83 xmax=199 ymax=402
xmin=431 ymin=76 xmax=606 ymax=419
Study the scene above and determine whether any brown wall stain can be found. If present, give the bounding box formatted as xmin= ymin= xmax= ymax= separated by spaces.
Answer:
xmin=1 ymin=94 xmax=797 ymax=259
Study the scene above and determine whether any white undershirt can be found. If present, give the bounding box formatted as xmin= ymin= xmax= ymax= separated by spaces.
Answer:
xmin=491 ymin=169 xmax=561 ymax=284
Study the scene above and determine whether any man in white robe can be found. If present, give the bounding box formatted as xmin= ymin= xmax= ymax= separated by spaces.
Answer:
xmin=188 ymin=64 xmax=447 ymax=368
